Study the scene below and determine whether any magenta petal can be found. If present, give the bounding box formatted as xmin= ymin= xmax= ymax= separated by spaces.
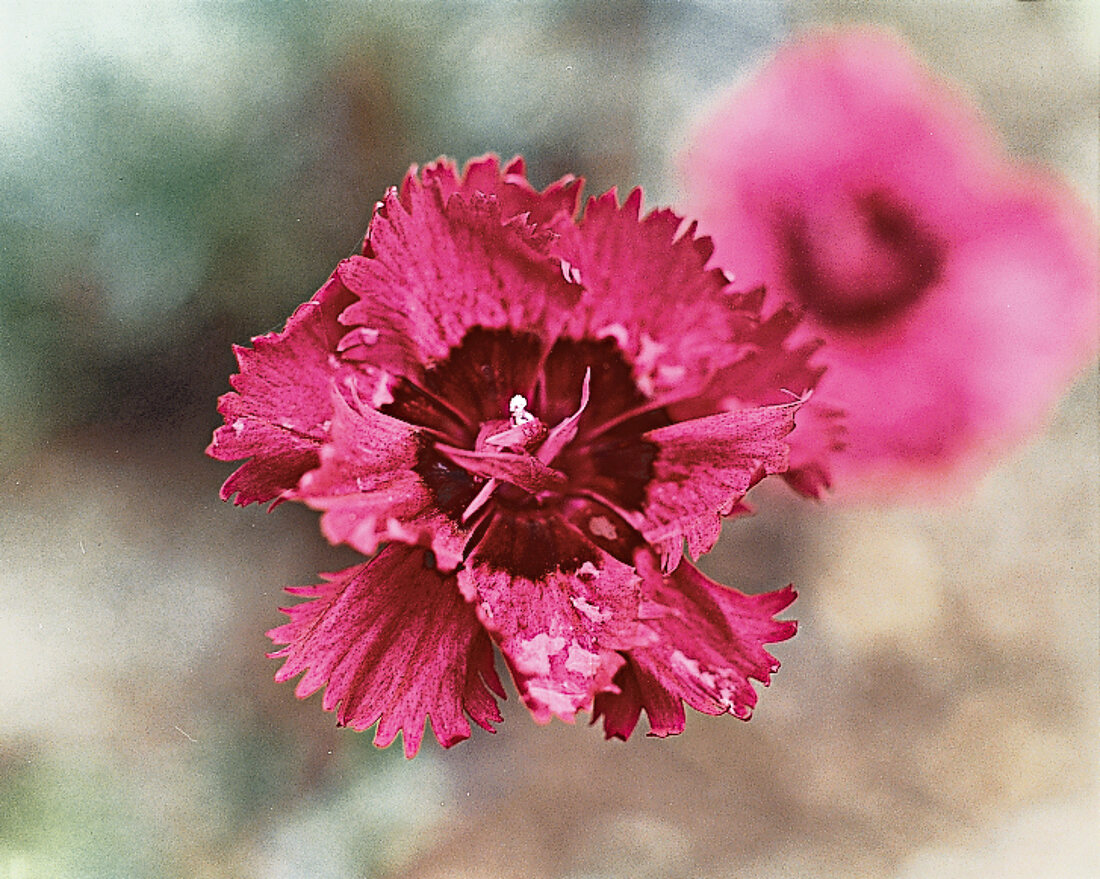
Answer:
xmin=674 ymin=301 xmax=841 ymax=498
xmin=820 ymin=176 xmax=1099 ymax=496
xmin=267 ymin=545 xmax=503 ymax=757
xmin=207 ymin=275 xmax=355 ymax=506
xmin=689 ymin=300 xmax=824 ymax=409
xmin=294 ymin=388 xmax=469 ymax=570
xmin=419 ymin=154 xmax=582 ymax=229
xmin=640 ymin=401 xmax=800 ymax=570
xmin=783 ymin=397 xmax=846 ymax=499
xmin=553 ymin=188 xmax=742 ymax=402
xmin=459 ymin=515 xmax=647 ymax=724
xmin=435 ymin=444 xmax=566 ymax=495
xmin=590 ymin=660 xmax=645 ymax=740
xmin=626 ymin=557 xmax=797 ymax=725
xmin=591 ymin=658 xmax=685 ymax=741
xmin=336 ymin=179 xmax=582 ymax=379
xmin=536 ymin=367 xmax=591 ymax=465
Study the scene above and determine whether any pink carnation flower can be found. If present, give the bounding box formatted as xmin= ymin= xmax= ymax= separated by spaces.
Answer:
xmin=679 ymin=27 xmax=1099 ymax=498
xmin=209 ymin=156 xmax=829 ymax=755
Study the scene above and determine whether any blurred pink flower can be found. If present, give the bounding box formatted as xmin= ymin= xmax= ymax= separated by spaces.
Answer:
xmin=209 ymin=156 xmax=827 ymax=754
xmin=679 ymin=27 xmax=1099 ymax=499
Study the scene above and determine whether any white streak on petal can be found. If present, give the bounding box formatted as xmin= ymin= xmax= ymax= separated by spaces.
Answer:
xmin=525 ymin=685 xmax=583 ymax=721
xmin=370 ymin=373 xmax=394 ymax=408
xmin=656 ymin=364 xmax=686 ymax=385
xmin=570 ymin=594 xmax=612 ymax=624
xmin=596 ymin=322 xmax=630 ymax=350
xmin=565 ymin=644 xmax=602 ymax=676
xmin=511 ymin=632 xmax=567 ymax=678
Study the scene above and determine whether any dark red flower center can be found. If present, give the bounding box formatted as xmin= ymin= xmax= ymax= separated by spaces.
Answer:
xmin=780 ymin=188 xmax=944 ymax=329
xmin=381 ymin=327 xmax=672 ymax=576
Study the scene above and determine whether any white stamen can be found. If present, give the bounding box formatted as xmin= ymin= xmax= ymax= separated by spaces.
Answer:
xmin=509 ymin=394 xmax=535 ymax=425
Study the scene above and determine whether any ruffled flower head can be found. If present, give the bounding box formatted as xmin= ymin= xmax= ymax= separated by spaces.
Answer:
xmin=209 ymin=156 xmax=830 ymax=755
xmin=679 ymin=27 xmax=1099 ymax=498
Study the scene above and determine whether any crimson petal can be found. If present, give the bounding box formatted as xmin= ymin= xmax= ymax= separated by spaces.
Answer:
xmin=267 ymin=545 xmax=504 ymax=757
xmin=294 ymin=387 xmax=470 ymax=570
xmin=595 ymin=557 xmax=796 ymax=738
xmin=459 ymin=515 xmax=649 ymax=723
xmin=592 ymin=658 xmax=685 ymax=741
xmin=639 ymin=400 xmax=800 ymax=570
xmin=418 ymin=154 xmax=582 ymax=229
xmin=674 ymin=301 xmax=842 ymax=498
xmin=435 ymin=444 xmax=566 ymax=495
xmin=337 ymin=181 xmax=582 ymax=383
xmin=207 ymin=275 xmax=355 ymax=506
xmin=553 ymin=188 xmax=743 ymax=403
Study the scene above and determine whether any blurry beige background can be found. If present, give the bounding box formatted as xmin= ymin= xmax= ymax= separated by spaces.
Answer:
xmin=1 ymin=2 xmax=1096 ymax=877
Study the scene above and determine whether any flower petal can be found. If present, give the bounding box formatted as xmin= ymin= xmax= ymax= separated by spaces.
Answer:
xmin=336 ymin=176 xmax=582 ymax=382
xmin=459 ymin=514 xmax=648 ymax=723
xmin=673 ymin=300 xmax=841 ymax=499
xmin=591 ymin=658 xmax=685 ymax=741
xmin=594 ymin=557 xmax=797 ymax=738
xmin=536 ymin=367 xmax=591 ymax=465
xmin=783 ymin=397 xmax=847 ymax=499
xmin=294 ymin=387 xmax=471 ymax=570
xmin=435 ymin=443 xmax=566 ymax=495
xmin=207 ymin=274 xmax=355 ymax=506
xmin=680 ymin=28 xmax=1000 ymax=321
xmin=553 ymin=188 xmax=742 ymax=402
xmin=820 ymin=175 xmax=1099 ymax=496
xmin=639 ymin=400 xmax=800 ymax=570
xmin=418 ymin=154 xmax=582 ymax=229
xmin=267 ymin=545 xmax=503 ymax=757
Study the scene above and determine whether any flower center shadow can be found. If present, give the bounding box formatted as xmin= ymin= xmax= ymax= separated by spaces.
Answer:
xmin=780 ymin=188 xmax=944 ymax=329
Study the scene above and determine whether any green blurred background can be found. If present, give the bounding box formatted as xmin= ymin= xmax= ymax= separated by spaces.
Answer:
xmin=1 ymin=2 xmax=1096 ymax=877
